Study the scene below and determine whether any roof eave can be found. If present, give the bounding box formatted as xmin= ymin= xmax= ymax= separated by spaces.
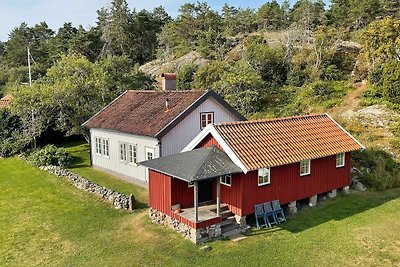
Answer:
xmin=82 ymin=90 xmax=129 ymax=128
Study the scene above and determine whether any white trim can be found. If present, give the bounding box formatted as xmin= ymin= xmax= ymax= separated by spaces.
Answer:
xmin=82 ymin=91 xmax=128 ymax=127
xmin=300 ymin=159 xmax=311 ymax=176
xmin=258 ymin=167 xmax=270 ymax=186
xmin=325 ymin=113 xmax=366 ymax=150
xmin=182 ymin=124 xmax=249 ymax=174
xmin=220 ymin=174 xmax=232 ymax=187
xmin=336 ymin=152 xmax=345 ymax=168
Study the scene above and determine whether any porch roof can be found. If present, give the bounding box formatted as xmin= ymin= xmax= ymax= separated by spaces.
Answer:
xmin=139 ymin=145 xmax=242 ymax=182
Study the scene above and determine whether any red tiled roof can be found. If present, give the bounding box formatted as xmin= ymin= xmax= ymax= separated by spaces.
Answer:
xmin=83 ymin=90 xmax=205 ymax=137
xmin=0 ymin=95 xmax=12 ymax=108
xmin=214 ymin=114 xmax=364 ymax=170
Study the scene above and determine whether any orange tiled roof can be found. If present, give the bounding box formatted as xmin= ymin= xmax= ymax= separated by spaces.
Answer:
xmin=214 ymin=114 xmax=364 ymax=170
xmin=0 ymin=95 xmax=12 ymax=108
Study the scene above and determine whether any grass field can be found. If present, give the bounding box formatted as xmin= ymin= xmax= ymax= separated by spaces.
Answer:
xmin=1 ymin=142 xmax=400 ymax=266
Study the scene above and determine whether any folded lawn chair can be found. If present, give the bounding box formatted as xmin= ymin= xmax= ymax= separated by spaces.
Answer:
xmin=263 ymin=202 xmax=278 ymax=227
xmin=272 ymin=200 xmax=287 ymax=224
xmin=254 ymin=204 xmax=268 ymax=229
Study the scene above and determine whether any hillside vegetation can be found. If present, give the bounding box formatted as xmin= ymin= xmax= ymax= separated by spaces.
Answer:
xmin=0 ymin=0 xmax=399 ymax=188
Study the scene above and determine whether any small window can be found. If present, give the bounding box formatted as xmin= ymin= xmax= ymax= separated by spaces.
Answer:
xmin=300 ymin=159 xmax=311 ymax=176
xmin=200 ymin=112 xmax=214 ymax=129
xmin=258 ymin=167 xmax=270 ymax=186
xmin=120 ymin=143 xmax=127 ymax=162
xmin=128 ymin=144 xmax=137 ymax=164
xmin=336 ymin=153 xmax=345 ymax=167
xmin=220 ymin=174 xmax=232 ymax=186
xmin=102 ymin=139 xmax=109 ymax=157
xmin=95 ymin=137 xmax=101 ymax=155
xmin=147 ymin=151 xmax=153 ymax=160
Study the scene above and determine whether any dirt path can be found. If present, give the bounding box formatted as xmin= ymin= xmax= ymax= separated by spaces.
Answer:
xmin=329 ymin=81 xmax=368 ymax=118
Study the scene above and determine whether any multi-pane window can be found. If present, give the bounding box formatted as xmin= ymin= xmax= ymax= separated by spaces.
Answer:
xmin=95 ymin=137 xmax=109 ymax=158
xmin=147 ymin=151 xmax=153 ymax=160
xmin=220 ymin=174 xmax=232 ymax=186
xmin=95 ymin=137 xmax=102 ymax=155
xmin=300 ymin=159 xmax=311 ymax=176
xmin=336 ymin=153 xmax=345 ymax=167
xmin=103 ymin=139 xmax=109 ymax=157
xmin=258 ymin=167 xmax=270 ymax=186
xmin=120 ymin=143 xmax=127 ymax=162
xmin=200 ymin=112 xmax=214 ymax=129
xmin=128 ymin=144 xmax=137 ymax=164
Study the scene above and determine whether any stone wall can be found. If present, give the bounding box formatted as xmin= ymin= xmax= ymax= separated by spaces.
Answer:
xmin=40 ymin=165 xmax=135 ymax=210
xmin=149 ymin=208 xmax=221 ymax=243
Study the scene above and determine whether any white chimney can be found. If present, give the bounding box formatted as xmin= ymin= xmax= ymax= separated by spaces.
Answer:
xmin=161 ymin=73 xmax=177 ymax=91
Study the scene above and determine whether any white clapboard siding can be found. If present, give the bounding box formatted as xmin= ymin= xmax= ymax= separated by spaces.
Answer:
xmin=91 ymin=128 xmax=159 ymax=183
xmin=160 ymin=97 xmax=240 ymax=156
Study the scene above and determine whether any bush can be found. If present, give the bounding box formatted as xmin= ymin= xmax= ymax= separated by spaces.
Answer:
xmin=352 ymin=149 xmax=400 ymax=191
xmin=27 ymin=145 xmax=72 ymax=167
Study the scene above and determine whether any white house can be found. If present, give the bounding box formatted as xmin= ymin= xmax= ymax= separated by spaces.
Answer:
xmin=83 ymin=74 xmax=245 ymax=185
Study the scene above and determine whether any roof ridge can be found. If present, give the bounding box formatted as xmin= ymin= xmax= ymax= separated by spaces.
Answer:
xmin=214 ymin=113 xmax=326 ymax=127
xmin=192 ymin=146 xmax=217 ymax=180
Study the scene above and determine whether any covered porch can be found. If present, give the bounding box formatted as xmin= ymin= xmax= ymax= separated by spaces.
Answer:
xmin=140 ymin=145 xmax=242 ymax=226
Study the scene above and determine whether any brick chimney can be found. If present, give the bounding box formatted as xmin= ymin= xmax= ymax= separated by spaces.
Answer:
xmin=161 ymin=73 xmax=177 ymax=91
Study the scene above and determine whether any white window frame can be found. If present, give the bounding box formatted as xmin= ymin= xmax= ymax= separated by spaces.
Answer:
xmin=145 ymin=147 xmax=154 ymax=161
xmin=200 ymin=112 xmax=214 ymax=129
xmin=258 ymin=167 xmax=270 ymax=186
xmin=336 ymin=153 xmax=345 ymax=168
xmin=95 ymin=137 xmax=102 ymax=155
xmin=119 ymin=142 xmax=127 ymax=163
xmin=128 ymin=144 xmax=137 ymax=165
xmin=220 ymin=174 xmax=232 ymax=186
xmin=300 ymin=159 xmax=311 ymax=176
xmin=95 ymin=137 xmax=109 ymax=158
xmin=102 ymin=139 xmax=109 ymax=158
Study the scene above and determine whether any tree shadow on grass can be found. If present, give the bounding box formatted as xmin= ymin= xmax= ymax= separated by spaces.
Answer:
xmin=279 ymin=190 xmax=400 ymax=233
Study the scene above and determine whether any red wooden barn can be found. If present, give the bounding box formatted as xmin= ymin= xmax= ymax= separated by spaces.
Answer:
xmin=140 ymin=114 xmax=364 ymax=243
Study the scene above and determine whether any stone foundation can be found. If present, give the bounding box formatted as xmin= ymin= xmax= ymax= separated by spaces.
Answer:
xmin=342 ymin=185 xmax=350 ymax=195
xmin=149 ymin=208 xmax=222 ymax=243
xmin=235 ymin=215 xmax=247 ymax=227
xmin=286 ymin=201 xmax=298 ymax=215
xmin=309 ymin=195 xmax=318 ymax=207
xmin=327 ymin=189 xmax=337 ymax=199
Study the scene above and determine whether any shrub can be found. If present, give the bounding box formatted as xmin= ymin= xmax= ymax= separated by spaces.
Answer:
xmin=27 ymin=145 xmax=72 ymax=167
xmin=352 ymin=149 xmax=400 ymax=191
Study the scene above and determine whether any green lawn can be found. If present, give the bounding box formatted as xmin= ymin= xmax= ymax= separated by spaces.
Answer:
xmin=1 ymin=144 xmax=400 ymax=266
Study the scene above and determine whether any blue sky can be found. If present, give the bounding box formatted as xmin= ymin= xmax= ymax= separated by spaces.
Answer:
xmin=0 ymin=0 xmax=330 ymax=41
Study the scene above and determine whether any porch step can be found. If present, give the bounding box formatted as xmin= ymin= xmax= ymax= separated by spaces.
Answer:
xmin=220 ymin=216 xmax=236 ymax=227
xmin=220 ymin=210 xmax=234 ymax=218
xmin=210 ymin=204 xmax=229 ymax=213
xmin=221 ymin=223 xmax=241 ymax=238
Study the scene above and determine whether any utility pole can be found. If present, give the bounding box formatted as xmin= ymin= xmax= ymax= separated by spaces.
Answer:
xmin=28 ymin=48 xmax=32 ymax=87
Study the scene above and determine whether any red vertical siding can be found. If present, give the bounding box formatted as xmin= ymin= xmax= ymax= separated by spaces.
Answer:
xmin=220 ymin=174 xmax=244 ymax=216
xmin=240 ymin=152 xmax=352 ymax=216
xmin=148 ymin=170 xmax=171 ymax=214
xmin=195 ymin=134 xmax=222 ymax=149
xmin=171 ymin=178 xmax=194 ymax=208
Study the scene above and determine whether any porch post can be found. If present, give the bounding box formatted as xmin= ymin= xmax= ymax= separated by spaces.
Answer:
xmin=194 ymin=181 xmax=199 ymax=223
xmin=216 ymin=177 xmax=221 ymax=216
